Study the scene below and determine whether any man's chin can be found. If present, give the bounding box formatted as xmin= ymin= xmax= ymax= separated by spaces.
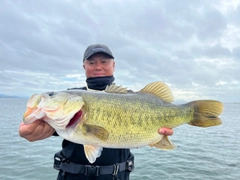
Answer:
xmin=93 ymin=75 xmax=105 ymax=77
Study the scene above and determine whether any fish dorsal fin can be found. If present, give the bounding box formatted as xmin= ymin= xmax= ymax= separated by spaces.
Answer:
xmin=86 ymin=85 xmax=100 ymax=91
xmin=140 ymin=81 xmax=174 ymax=102
xmin=84 ymin=145 xmax=103 ymax=163
xmin=104 ymin=83 xmax=128 ymax=94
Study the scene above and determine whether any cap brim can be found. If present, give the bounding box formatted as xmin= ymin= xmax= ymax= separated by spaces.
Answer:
xmin=84 ymin=52 xmax=114 ymax=60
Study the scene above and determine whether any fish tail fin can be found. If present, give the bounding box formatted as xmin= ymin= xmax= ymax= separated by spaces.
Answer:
xmin=188 ymin=100 xmax=223 ymax=127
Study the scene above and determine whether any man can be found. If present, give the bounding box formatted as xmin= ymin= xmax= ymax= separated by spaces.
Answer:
xmin=19 ymin=44 xmax=173 ymax=180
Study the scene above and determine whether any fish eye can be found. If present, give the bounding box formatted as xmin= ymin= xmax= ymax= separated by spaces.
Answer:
xmin=49 ymin=92 xmax=55 ymax=96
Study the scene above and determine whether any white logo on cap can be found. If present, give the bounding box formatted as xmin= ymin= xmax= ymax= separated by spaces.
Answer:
xmin=92 ymin=48 xmax=107 ymax=52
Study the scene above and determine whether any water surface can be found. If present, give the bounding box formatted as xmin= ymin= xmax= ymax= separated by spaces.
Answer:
xmin=0 ymin=98 xmax=239 ymax=179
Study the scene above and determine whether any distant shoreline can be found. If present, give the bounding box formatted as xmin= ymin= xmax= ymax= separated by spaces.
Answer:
xmin=0 ymin=94 xmax=25 ymax=98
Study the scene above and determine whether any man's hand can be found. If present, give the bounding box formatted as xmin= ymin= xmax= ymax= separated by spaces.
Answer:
xmin=159 ymin=128 xmax=173 ymax=136
xmin=19 ymin=120 xmax=55 ymax=142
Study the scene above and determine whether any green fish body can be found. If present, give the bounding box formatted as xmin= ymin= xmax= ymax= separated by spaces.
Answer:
xmin=23 ymin=81 xmax=223 ymax=163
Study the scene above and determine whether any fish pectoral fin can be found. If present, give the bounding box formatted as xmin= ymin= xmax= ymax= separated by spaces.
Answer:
xmin=150 ymin=135 xmax=176 ymax=150
xmin=84 ymin=145 xmax=103 ymax=164
xmin=84 ymin=124 xmax=109 ymax=141
xmin=139 ymin=81 xmax=174 ymax=102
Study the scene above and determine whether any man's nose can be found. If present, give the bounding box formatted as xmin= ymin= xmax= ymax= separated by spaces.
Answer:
xmin=94 ymin=62 xmax=103 ymax=70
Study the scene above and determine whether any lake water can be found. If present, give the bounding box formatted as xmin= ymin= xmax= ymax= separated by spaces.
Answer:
xmin=0 ymin=98 xmax=239 ymax=180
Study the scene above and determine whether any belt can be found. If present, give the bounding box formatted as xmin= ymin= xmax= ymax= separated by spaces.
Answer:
xmin=53 ymin=151 xmax=134 ymax=177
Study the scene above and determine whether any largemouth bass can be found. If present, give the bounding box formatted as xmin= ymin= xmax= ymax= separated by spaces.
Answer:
xmin=23 ymin=81 xmax=223 ymax=163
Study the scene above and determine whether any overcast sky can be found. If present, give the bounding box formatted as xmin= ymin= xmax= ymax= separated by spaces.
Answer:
xmin=1 ymin=0 xmax=240 ymax=103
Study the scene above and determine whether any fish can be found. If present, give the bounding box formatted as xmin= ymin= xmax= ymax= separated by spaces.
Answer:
xmin=23 ymin=81 xmax=223 ymax=163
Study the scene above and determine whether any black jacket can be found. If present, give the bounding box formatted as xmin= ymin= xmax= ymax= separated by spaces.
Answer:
xmin=55 ymin=86 xmax=133 ymax=180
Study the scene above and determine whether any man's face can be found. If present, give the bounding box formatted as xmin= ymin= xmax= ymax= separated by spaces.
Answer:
xmin=83 ymin=53 xmax=115 ymax=78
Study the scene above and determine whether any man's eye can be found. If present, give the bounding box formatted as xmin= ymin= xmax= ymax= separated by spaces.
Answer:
xmin=101 ymin=60 xmax=109 ymax=64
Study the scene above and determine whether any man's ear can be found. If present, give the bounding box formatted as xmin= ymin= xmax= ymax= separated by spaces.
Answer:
xmin=113 ymin=61 xmax=115 ymax=69
xmin=83 ymin=64 xmax=85 ymax=69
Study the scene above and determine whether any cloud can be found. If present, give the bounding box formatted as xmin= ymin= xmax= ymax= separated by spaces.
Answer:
xmin=0 ymin=0 xmax=239 ymax=103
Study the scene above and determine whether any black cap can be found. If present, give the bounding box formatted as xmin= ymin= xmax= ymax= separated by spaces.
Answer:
xmin=83 ymin=44 xmax=114 ymax=61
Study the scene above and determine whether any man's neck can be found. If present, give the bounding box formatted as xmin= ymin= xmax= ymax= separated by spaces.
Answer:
xmin=86 ymin=76 xmax=115 ymax=90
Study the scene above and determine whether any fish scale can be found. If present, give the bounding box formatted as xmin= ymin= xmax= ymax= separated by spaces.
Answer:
xmin=81 ymin=94 xmax=189 ymax=146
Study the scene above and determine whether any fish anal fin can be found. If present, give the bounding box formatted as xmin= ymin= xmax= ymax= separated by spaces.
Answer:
xmin=104 ymin=83 xmax=128 ymax=94
xmin=140 ymin=81 xmax=174 ymax=103
xmin=84 ymin=124 xmax=109 ymax=141
xmin=150 ymin=135 xmax=176 ymax=150
xmin=84 ymin=145 xmax=103 ymax=163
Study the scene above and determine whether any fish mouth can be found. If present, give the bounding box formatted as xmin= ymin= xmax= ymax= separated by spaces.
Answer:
xmin=66 ymin=110 xmax=83 ymax=128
